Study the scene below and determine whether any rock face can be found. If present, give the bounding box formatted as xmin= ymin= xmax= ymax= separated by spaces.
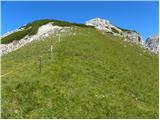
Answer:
xmin=123 ymin=32 xmax=142 ymax=44
xmin=0 ymin=23 xmax=68 ymax=55
xmin=145 ymin=35 xmax=159 ymax=54
xmin=85 ymin=18 xmax=123 ymax=35
xmin=85 ymin=18 xmax=143 ymax=45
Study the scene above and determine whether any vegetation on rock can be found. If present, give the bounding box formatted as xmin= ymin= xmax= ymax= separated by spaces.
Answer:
xmin=1 ymin=19 xmax=93 ymax=44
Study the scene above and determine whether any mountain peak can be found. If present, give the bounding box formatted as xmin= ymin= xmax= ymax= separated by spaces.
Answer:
xmin=88 ymin=18 xmax=110 ymax=24
xmin=85 ymin=18 xmax=114 ymax=32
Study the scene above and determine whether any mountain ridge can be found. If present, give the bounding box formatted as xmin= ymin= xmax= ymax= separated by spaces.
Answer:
xmin=0 ymin=18 xmax=159 ymax=55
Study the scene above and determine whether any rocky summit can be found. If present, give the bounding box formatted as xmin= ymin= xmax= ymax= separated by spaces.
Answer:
xmin=85 ymin=18 xmax=143 ymax=45
xmin=145 ymin=35 xmax=159 ymax=54
xmin=85 ymin=18 xmax=123 ymax=35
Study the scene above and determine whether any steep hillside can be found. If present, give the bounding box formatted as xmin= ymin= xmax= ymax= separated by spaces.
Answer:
xmin=1 ymin=25 xmax=158 ymax=118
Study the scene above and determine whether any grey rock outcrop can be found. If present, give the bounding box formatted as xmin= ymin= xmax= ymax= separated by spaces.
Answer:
xmin=123 ymin=31 xmax=142 ymax=45
xmin=145 ymin=35 xmax=159 ymax=54
xmin=85 ymin=18 xmax=143 ymax=45
xmin=85 ymin=18 xmax=123 ymax=36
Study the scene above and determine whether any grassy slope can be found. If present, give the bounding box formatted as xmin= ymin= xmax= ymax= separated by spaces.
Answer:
xmin=1 ymin=27 xmax=159 ymax=118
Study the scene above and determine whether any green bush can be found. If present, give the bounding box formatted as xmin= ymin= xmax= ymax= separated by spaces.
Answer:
xmin=1 ymin=29 xmax=30 ymax=44
xmin=111 ymin=27 xmax=120 ymax=33
xmin=116 ymin=26 xmax=137 ymax=33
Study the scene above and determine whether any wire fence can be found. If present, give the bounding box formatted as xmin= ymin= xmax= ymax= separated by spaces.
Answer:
xmin=1 ymin=34 xmax=62 ymax=78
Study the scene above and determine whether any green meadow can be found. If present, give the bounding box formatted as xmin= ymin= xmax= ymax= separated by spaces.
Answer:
xmin=1 ymin=27 xmax=158 ymax=118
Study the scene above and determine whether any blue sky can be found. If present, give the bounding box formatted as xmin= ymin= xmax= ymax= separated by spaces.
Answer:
xmin=1 ymin=1 xmax=159 ymax=40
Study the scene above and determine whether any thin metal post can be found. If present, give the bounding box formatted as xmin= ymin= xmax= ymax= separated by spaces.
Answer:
xmin=59 ymin=35 xmax=60 ymax=42
xmin=39 ymin=56 xmax=42 ymax=73
xmin=50 ymin=45 xmax=53 ymax=60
